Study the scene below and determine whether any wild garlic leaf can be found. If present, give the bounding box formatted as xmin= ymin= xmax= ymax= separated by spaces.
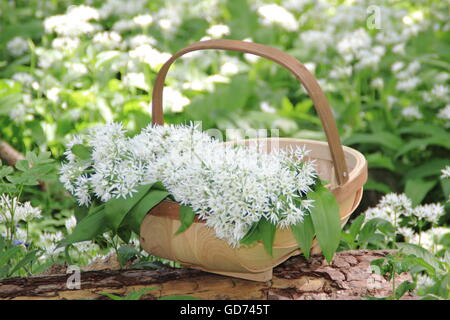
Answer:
xmin=307 ymin=185 xmax=340 ymax=263
xmin=291 ymin=213 xmax=315 ymax=259
xmin=175 ymin=205 xmax=196 ymax=235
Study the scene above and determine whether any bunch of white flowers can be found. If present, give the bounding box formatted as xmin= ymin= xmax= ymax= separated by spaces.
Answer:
xmin=60 ymin=123 xmax=318 ymax=245
xmin=6 ymin=36 xmax=29 ymax=57
xmin=365 ymin=193 xmax=445 ymax=226
xmin=364 ymin=193 xmax=446 ymax=248
xmin=0 ymin=194 xmax=42 ymax=223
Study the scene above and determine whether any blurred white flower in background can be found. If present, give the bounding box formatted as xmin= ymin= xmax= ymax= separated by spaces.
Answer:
xmin=371 ymin=78 xmax=384 ymax=89
xmin=260 ymin=101 xmax=276 ymax=113
xmin=122 ymin=72 xmax=148 ymax=91
xmin=99 ymin=0 xmax=146 ymax=18
xmin=35 ymin=48 xmax=63 ymax=69
xmin=206 ymin=24 xmax=230 ymax=38
xmin=12 ymin=72 xmax=35 ymax=87
xmin=396 ymin=77 xmax=421 ymax=92
xmin=93 ymin=31 xmax=122 ymax=49
xmin=9 ymin=104 xmax=32 ymax=123
xmin=441 ymin=166 xmax=450 ymax=179
xmin=155 ymin=8 xmax=182 ymax=34
xmin=127 ymin=34 xmax=156 ymax=48
xmin=401 ymin=106 xmax=423 ymax=120
xmin=51 ymin=37 xmax=81 ymax=52
xmin=46 ymin=87 xmax=61 ymax=103
xmin=337 ymin=28 xmax=371 ymax=61
xmin=128 ymin=44 xmax=171 ymax=70
xmin=330 ymin=66 xmax=352 ymax=79
xmin=133 ymin=14 xmax=153 ymax=28
xmin=431 ymin=84 xmax=449 ymax=101
xmin=303 ymin=62 xmax=316 ymax=74
xmin=300 ymin=30 xmax=333 ymax=53
xmin=257 ymin=4 xmax=298 ymax=31
xmin=64 ymin=62 xmax=88 ymax=76
xmin=38 ymin=232 xmax=65 ymax=260
xmin=415 ymin=274 xmax=435 ymax=291
xmin=7 ymin=36 xmax=29 ymax=57
xmin=112 ymin=19 xmax=137 ymax=33
xmin=163 ymin=87 xmax=190 ymax=113
xmin=391 ymin=61 xmax=405 ymax=73
xmin=44 ymin=5 xmax=100 ymax=37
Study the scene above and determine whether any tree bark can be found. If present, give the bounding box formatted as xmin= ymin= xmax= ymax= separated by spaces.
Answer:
xmin=0 ymin=250 xmax=416 ymax=300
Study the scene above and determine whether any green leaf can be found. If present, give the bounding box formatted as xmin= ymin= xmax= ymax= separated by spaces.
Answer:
xmin=175 ymin=205 xmax=196 ymax=235
xmin=122 ymin=189 xmax=169 ymax=234
xmin=359 ymin=218 xmax=394 ymax=244
xmin=364 ymin=179 xmax=392 ymax=194
xmin=74 ymin=206 xmax=89 ymax=223
xmin=99 ymin=288 xmax=157 ymax=300
xmin=290 ymin=213 xmax=315 ymax=259
xmin=440 ymin=179 xmax=450 ymax=198
xmin=344 ymin=132 xmax=403 ymax=150
xmin=349 ymin=214 xmax=366 ymax=240
xmin=240 ymin=222 xmax=260 ymax=245
xmin=404 ymin=178 xmax=436 ymax=206
xmin=240 ymin=218 xmax=276 ymax=256
xmin=399 ymin=123 xmax=450 ymax=140
xmin=130 ymin=261 xmax=166 ymax=270
xmin=258 ymin=218 xmax=276 ymax=256
xmin=395 ymin=137 xmax=450 ymax=159
xmin=159 ymin=295 xmax=199 ymax=300
xmin=366 ymin=153 xmax=395 ymax=171
xmin=405 ymin=159 xmax=449 ymax=180
xmin=117 ymin=245 xmax=140 ymax=267
xmin=307 ymin=186 xmax=341 ymax=263
xmin=226 ymin=0 xmax=258 ymax=39
xmin=9 ymin=249 xmax=39 ymax=276
xmin=397 ymin=243 xmax=442 ymax=273
xmin=0 ymin=246 xmax=21 ymax=267
xmin=125 ymin=288 xmax=156 ymax=300
xmin=15 ymin=160 xmax=30 ymax=171
xmin=60 ymin=206 xmax=107 ymax=246
xmin=395 ymin=280 xmax=415 ymax=299
xmin=104 ymin=184 xmax=153 ymax=231
xmin=0 ymin=166 xmax=13 ymax=179
xmin=71 ymin=144 xmax=92 ymax=160
xmin=98 ymin=292 xmax=124 ymax=300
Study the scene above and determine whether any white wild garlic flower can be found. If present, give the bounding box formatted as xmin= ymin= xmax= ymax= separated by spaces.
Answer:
xmin=60 ymin=123 xmax=318 ymax=246
xmin=257 ymin=4 xmax=299 ymax=31
xmin=7 ymin=37 xmax=29 ymax=57
xmin=0 ymin=194 xmax=42 ymax=223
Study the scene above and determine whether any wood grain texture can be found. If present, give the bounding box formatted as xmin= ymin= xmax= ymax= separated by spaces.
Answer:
xmin=140 ymin=139 xmax=367 ymax=281
xmin=0 ymin=250 xmax=416 ymax=300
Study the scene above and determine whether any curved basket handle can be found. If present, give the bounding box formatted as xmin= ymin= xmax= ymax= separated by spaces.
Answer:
xmin=151 ymin=39 xmax=349 ymax=185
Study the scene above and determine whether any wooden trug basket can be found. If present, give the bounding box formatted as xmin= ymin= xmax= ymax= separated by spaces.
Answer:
xmin=140 ymin=40 xmax=368 ymax=282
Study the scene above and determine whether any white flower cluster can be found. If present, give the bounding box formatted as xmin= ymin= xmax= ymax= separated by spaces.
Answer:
xmin=7 ymin=36 xmax=29 ymax=57
xmin=257 ymin=4 xmax=299 ymax=31
xmin=365 ymin=193 xmax=445 ymax=226
xmin=44 ymin=5 xmax=100 ymax=37
xmin=364 ymin=193 xmax=447 ymax=252
xmin=0 ymin=194 xmax=42 ymax=223
xmin=441 ymin=166 xmax=450 ymax=179
xmin=60 ymin=123 xmax=318 ymax=246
